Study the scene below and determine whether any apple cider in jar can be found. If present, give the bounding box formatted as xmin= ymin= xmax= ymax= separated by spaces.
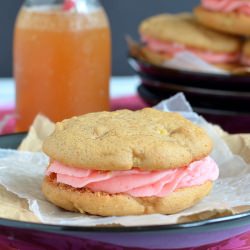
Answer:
xmin=14 ymin=0 xmax=111 ymax=131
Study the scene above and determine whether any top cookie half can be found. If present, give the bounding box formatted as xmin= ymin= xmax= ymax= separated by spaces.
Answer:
xmin=43 ymin=108 xmax=212 ymax=171
xmin=139 ymin=13 xmax=241 ymax=53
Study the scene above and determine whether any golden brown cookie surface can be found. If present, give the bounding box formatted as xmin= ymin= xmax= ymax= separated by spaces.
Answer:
xmin=42 ymin=176 xmax=212 ymax=216
xmin=43 ymin=108 xmax=212 ymax=170
xmin=194 ymin=6 xmax=250 ymax=36
xmin=140 ymin=13 xmax=241 ymax=53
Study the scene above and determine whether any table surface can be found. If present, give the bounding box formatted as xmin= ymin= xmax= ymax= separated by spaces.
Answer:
xmin=0 ymin=76 xmax=140 ymax=109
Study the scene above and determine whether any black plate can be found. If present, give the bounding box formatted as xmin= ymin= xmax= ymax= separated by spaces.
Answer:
xmin=128 ymin=55 xmax=250 ymax=91
xmin=139 ymin=79 xmax=250 ymax=112
xmin=0 ymin=132 xmax=26 ymax=149
xmin=138 ymin=84 xmax=250 ymax=133
xmin=1 ymin=133 xmax=250 ymax=249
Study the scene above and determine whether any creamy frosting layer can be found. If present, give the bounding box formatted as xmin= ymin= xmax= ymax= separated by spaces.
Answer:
xmin=202 ymin=0 xmax=250 ymax=15
xmin=143 ymin=36 xmax=239 ymax=63
xmin=46 ymin=156 xmax=219 ymax=197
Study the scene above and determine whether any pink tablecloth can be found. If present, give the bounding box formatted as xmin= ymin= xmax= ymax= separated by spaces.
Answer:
xmin=0 ymin=95 xmax=148 ymax=135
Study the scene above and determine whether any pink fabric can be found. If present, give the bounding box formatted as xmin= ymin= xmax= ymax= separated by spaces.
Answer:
xmin=47 ymin=156 xmax=219 ymax=197
xmin=202 ymin=0 xmax=250 ymax=15
xmin=0 ymin=106 xmax=16 ymax=135
xmin=143 ymin=35 xmax=240 ymax=63
xmin=0 ymin=96 xmax=148 ymax=135
xmin=111 ymin=95 xmax=148 ymax=111
xmin=63 ymin=0 xmax=76 ymax=11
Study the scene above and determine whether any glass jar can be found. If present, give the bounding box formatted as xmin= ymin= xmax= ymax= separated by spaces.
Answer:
xmin=14 ymin=0 xmax=111 ymax=131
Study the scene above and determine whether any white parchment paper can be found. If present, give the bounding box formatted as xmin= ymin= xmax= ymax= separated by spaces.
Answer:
xmin=163 ymin=52 xmax=229 ymax=75
xmin=0 ymin=93 xmax=249 ymax=226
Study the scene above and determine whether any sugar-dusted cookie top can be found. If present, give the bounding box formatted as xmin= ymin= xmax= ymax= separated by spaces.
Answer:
xmin=139 ymin=13 xmax=241 ymax=53
xmin=43 ymin=108 xmax=212 ymax=170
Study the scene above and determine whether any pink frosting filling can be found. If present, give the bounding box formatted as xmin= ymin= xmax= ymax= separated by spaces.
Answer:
xmin=46 ymin=156 xmax=219 ymax=197
xmin=202 ymin=0 xmax=250 ymax=15
xmin=142 ymin=36 xmax=239 ymax=63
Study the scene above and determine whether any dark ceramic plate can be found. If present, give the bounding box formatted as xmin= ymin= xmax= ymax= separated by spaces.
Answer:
xmin=140 ymin=78 xmax=250 ymax=112
xmin=138 ymin=84 xmax=250 ymax=134
xmin=128 ymin=55 xmax=250 ymax=91
xmin=1 ymin=133 xmax=250 ymax=249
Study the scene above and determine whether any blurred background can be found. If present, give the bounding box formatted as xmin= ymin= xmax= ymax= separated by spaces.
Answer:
xmin=0 ymin=0 xmax=199 ymax=77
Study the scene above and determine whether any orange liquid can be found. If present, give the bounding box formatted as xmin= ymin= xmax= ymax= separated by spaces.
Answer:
xmin=14 ymin=6 xmax=111 ymax=131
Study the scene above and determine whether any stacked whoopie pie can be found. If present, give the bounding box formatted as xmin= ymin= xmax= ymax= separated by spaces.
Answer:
xmin=194 ymin=0 xmax=250 ymax=67
xmin=195 ymin=0 xmax=250 ymax=36
xmin=139 ymin=1 xmax=250 ymax=70
xmin=42 ymin=108 xmax=219 ymax=216
xmin=139 ymin=13 xmax=242 ymax=70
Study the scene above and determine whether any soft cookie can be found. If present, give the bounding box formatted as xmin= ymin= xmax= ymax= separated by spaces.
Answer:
xmin=139 ymin=13 xmax=241 ymax=67
xmin=42 ymin=108 xmax=219 ymax=216
xmin=195 ymin=0 xmax=250 ymax=36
